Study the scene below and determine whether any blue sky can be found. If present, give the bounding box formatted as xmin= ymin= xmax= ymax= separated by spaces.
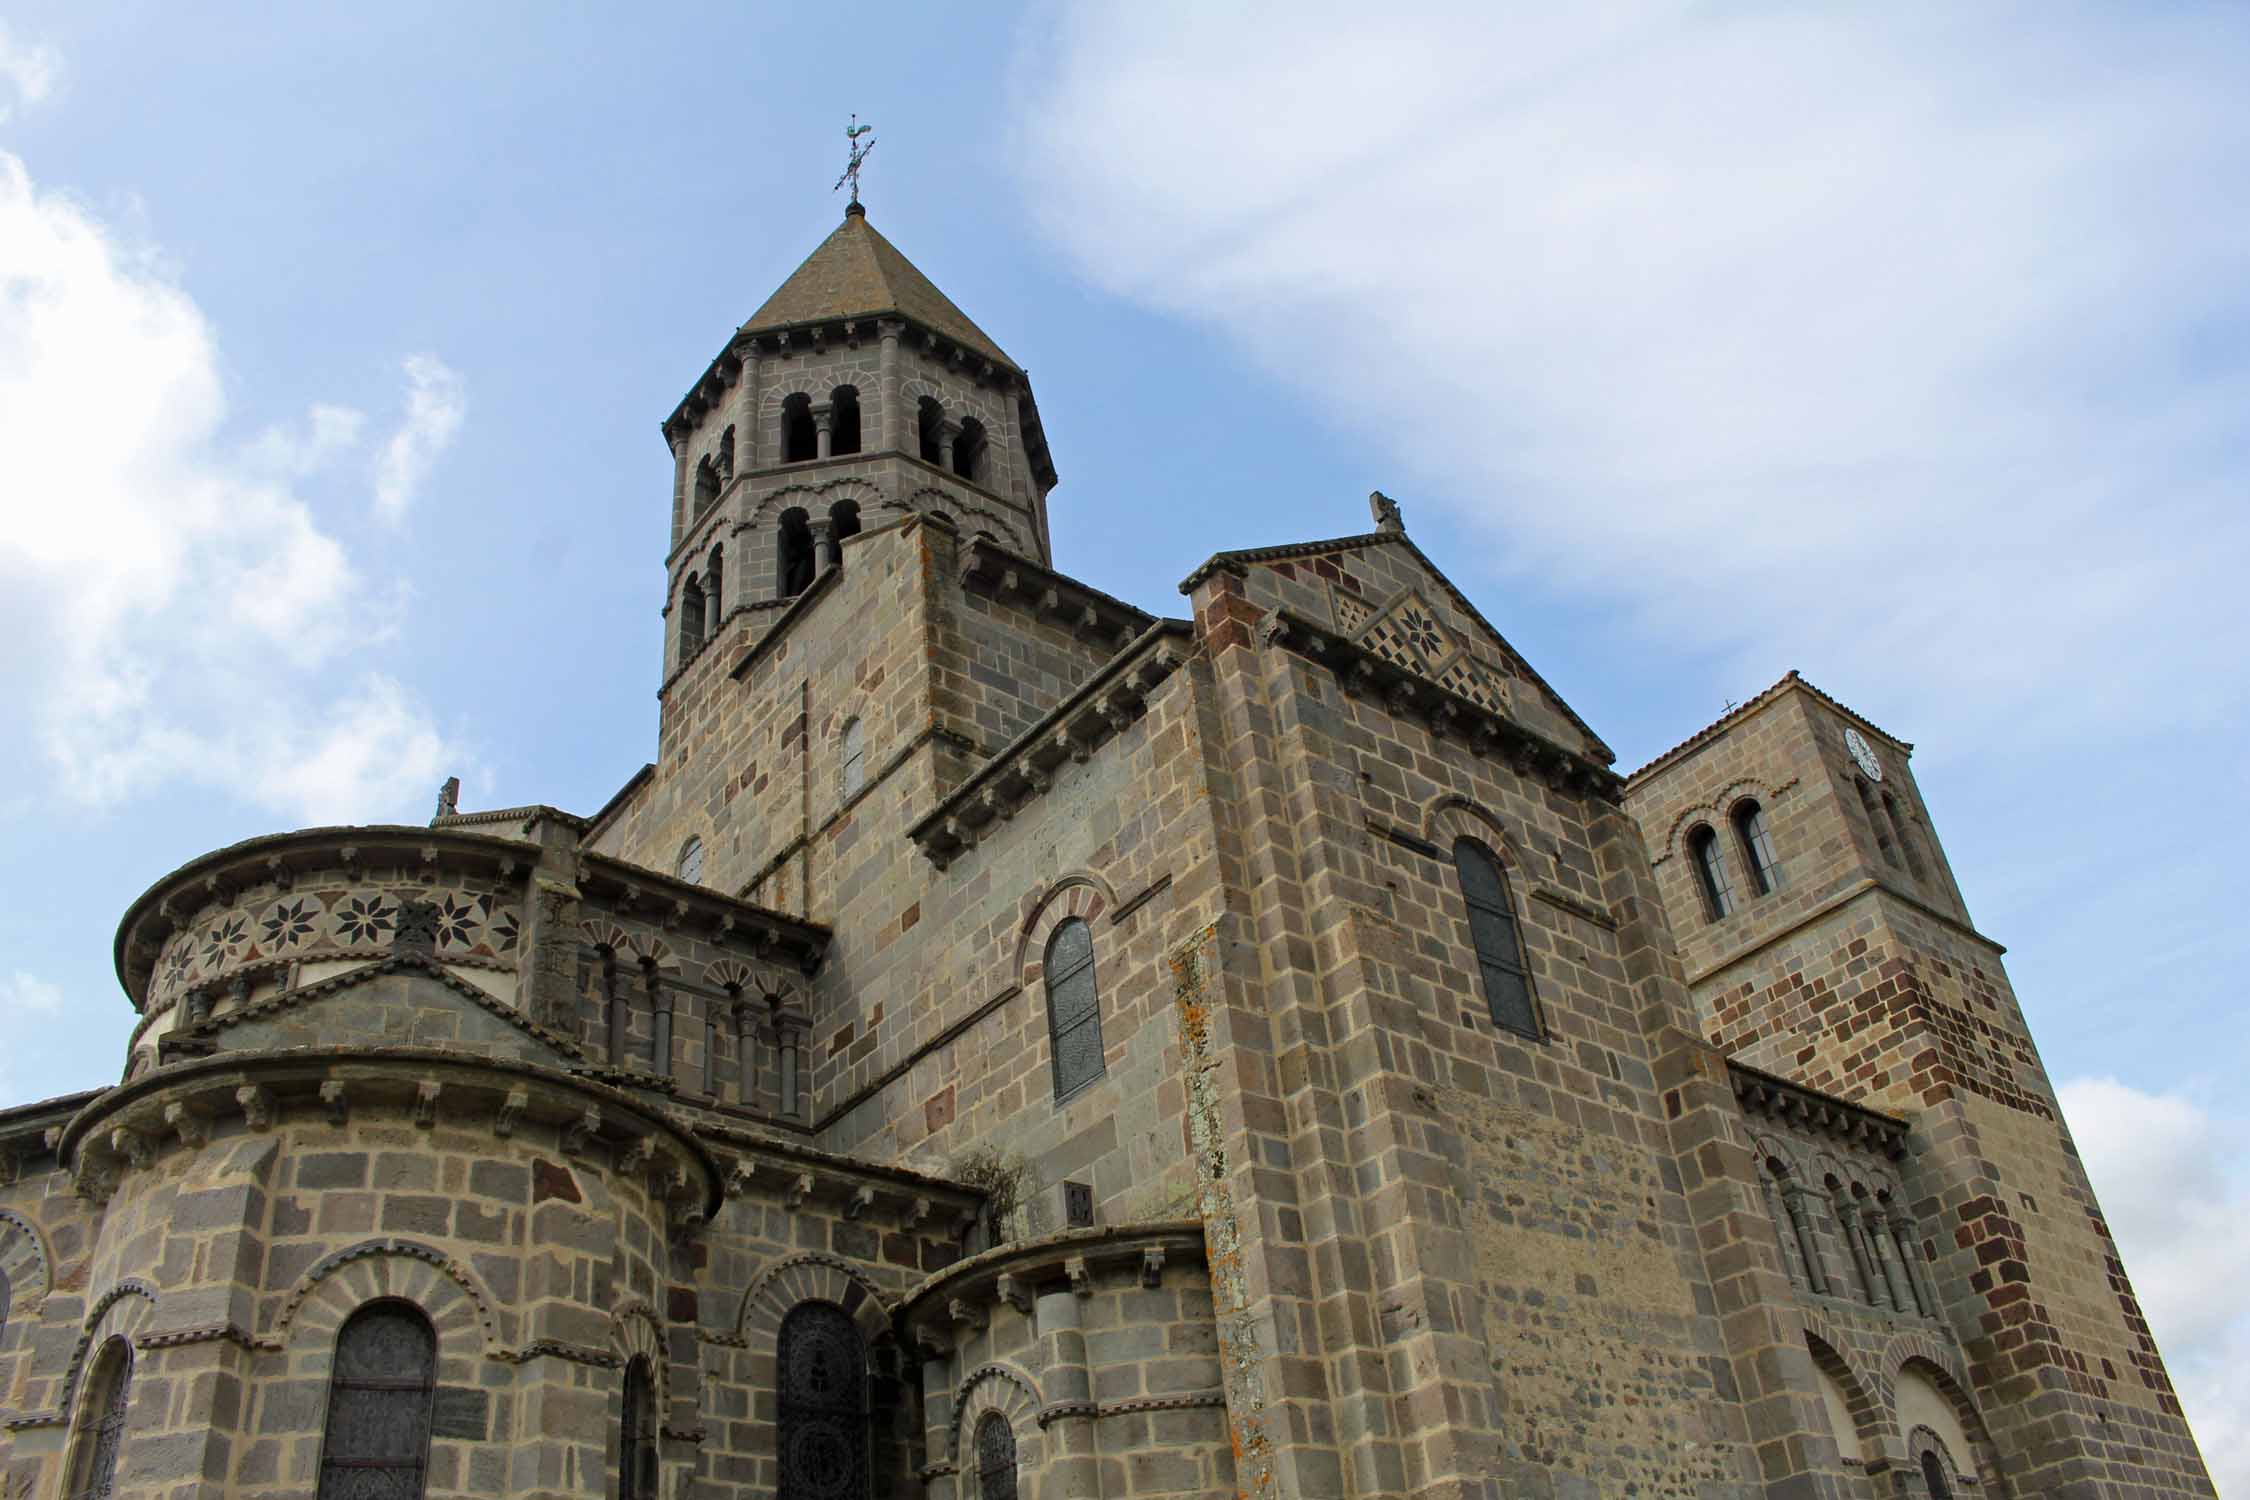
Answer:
xmin=2 ymin=3 xmax=2245 ymax=1481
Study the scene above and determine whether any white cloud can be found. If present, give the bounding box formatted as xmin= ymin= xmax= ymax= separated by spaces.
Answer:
xmin=374 ymin=353 xmax=465 ymax=520
xmin=1014 ymin=4 xmax=2250 ymax=749
xmin=0 ymin=970 xmax=63 ymax=1016
xmin=2057 ymin=1078 xmax=2250 ymax=1494
xmin=0 ymin=150 xmax=456 ymax=825
xmin=0 ymin=22 xmax=60 ymax=120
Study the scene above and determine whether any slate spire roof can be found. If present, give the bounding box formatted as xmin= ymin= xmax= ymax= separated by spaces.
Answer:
xmin=742 ymin=204 xmax=1018 ymax=371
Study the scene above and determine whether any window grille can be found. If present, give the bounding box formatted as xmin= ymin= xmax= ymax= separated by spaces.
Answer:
xmin=1733 ymin=800 xmax=1784 ymax=895
xmin=317 ymin=1301 xmax=437 ymax=1500
xmin=1451 ymin=839 xmax=1539 ymax=1037
xmin=66 ymin=1337 xmax=132 ymax=1500
xmin=1044 ymin=918 xmax=1105 ymax=1099
xmin=1689 ymin=825 xmax=1737 ymax=919
xmin=975 ymin=1412 xmax=1018 ymax=1500
xmin=778 ymin=1303 xmax=869 ymax=1500
xmin=619 ymin=1356 xmax=658 ymax=1500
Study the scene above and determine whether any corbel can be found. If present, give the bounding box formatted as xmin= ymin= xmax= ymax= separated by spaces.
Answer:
xmin=1065 ymin=1255 xmax=1092 ymax=1298
xmin=1344 ymin=661 xmax=1380 ymax=699
xmin=1427 ymin=701 xmax=1460 ymax=740
xmin=906 ymin=1196 xmax=934 ymax=1231
xmin=74 ymin=1161 xmax=118 ymax=1205
xmin=412 ymin=1080 xmax=442 ymax=1129
xmin=110 ymin=1126 xmax=153 ymax=1171
xmin=845 ymin=1185 xmax=875 ymax=1221
xmin=0 ymin=1146 xmax=16 ymax=1187
xmin=978 ymin=786 xmax=1013 ymax=824
xmin=163 ymin=1101 xmax=209 ymax=1148
xmin=228 ymin=972 xmax=253 ymax=1009
xmin=996 ymin=1273 xmax=1032 ymax=1317
xmin=726 ymin=1160 xmax=760 ymax=1199
xmin=561 ymin=1108 xmax=602 ymax=1157
xmin=236 ymin=1085 xmax=273 ymax=1132
xmin=784 ymin=1172 xmax=815 ymax=1210
xmin=1051 ymin=724 xmax=1091 ymax=765
xmin=619 ymin=1136 xmax=658 ymax=1175
xmin=1098 ymin=694 xmax=1136 ymax=734
xmin=1140 ymin=1246 xmax=1167 ymax=1289
xmin=264 ymin=854 xmax=294 ymax=891
xmin=319 ymin=1079 xmax=349 ymax=1127
xmin=948 ymin=1297 xmax=986 ymax=1332
xmin=494 ymin=1088 xmax=528 ymax=1138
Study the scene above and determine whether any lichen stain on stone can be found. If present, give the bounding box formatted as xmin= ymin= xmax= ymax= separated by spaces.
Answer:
xmin=1170 ymin=925 xmax=1275 ymax=1500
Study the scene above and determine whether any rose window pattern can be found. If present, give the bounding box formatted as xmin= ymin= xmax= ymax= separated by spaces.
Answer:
xmin=778 ymin=1302 xmax=869 ymax=1500
xmin=1333 ymin=587 xmax=1514 ymax=714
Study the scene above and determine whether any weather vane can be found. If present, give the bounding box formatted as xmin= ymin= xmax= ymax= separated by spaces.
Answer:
xmin=834 ymin=114 xmax=876 ymax=207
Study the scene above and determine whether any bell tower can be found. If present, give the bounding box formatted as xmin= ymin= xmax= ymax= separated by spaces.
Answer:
xmin=653 ymin=201 xmax=1059 ymax=693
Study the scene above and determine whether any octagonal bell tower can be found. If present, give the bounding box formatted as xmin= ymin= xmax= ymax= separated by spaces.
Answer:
xmin=653 ymin=202 xmax=1059 ymax=693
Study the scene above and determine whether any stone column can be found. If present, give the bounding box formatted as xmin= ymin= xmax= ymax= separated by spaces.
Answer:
xmin=604 ymin=951 xmax=628 ymax=1068
xmin=736 ymin=344 xmax=761 ymax=471
xmin=937 ymin=418 xmax=959 ymax=473
xmin=1035 ymin=1285 xmax=1102 ymax=1498
xmin=667 ymin=428 xmax=691 ymax=551
xmin=879 ymin=320 xmax=904 ymax=453
xmin=812 ymin=519 xmax=839 ymax=573
xmin=814 ymin=403 xmax=835 ymax=460
xmin=779 ymin=1018 xmax=804 ymax=1120
xmin=1868 ymin=1213 xmax=1912 ymax=1312
xmin=1890 ymin=1214 xmax=1938 ymax=1316
xmin=1836 ymin=1199 xmax=1880 ymax=1304
xmin=1760 ymin=1175 xmax=1802 ymax=1289
xmin=920 ymin=1353 xmax=957 ymax=1500
xmin=1781 ymin=1184 xmax=1831 ymax=1296
xmin=705 ymin=554 xmax=724 ymax=637
xmin=701 ymin=1003 xmax=720 ymax=1097
xmin=733 ymin=1001 xmax=756 ymax=1106
xmin=644 ymin=961 xmax=673 ymax=1080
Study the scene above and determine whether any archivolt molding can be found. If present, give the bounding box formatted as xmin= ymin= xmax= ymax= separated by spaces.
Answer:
xmin=735 ymin=1251 xmax=895 ymax=1351
xmin=49 ymin=1280 xmax=157 ymax=1426
xmin=578 ymin=920 xmax=680 ymax=972
xmin=747 ymin=476 xmax=888 ymax=529
xmin=610 ymin=1297 xmax=670 ymax=1414
xmin=1654 ymin=775 xmax=1797 ymax=869
xmin=759 ymin=372 xmax=871 ymax=413
xmin=1418 ymin=795 xmax=1545 ymax=881
xmin=1883 ymin=1341 xmax=1974 ymax=1405
xmin=1014 ymin=872 xmax=1119 ymax=984
xmin=0 ymin=1205 xmax=53 ymax=1305
xmin=1800 ymin=1322 xmax=1888 ymax=1450
xmin=948 ymin=1360 xmax=1043 ymax=1468
xmin=265 ymin=1236 xmax=502 ymax=1357
xmin=1904 ymin=1424 xmax=1977 ymax=1489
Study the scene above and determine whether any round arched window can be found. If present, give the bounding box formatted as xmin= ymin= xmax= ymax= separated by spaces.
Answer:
xmin=677 ymin=837 xmax=705 ymax=885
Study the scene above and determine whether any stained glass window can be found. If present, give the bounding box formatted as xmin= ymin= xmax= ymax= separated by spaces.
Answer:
xmin=318 ymin=1301 xmax=436 ymax=1500
xmin=1689 ymin=824 xmax=1737 ymax=920
xmin=619 ymin=1356 xmax=658 ymax=1500
xmin=1733 ymin=800 xmax=1784 ymax=895
xmin=67 ymin=1336 xmax=133 ymax=1500
xmin=778 ymin=1303 xmax=869 ymax=1500
xmin=1044 ymin=918 xmax=1105 ymax=1100
xmin=1452 ymin=839 xmax=1539 ymax=1038
xmin=974 ymin=1412 xmax=1018 ymax=1500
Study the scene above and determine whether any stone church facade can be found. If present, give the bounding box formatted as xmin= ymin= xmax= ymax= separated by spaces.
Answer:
xmin=0 ymin=204 xmax=2217 ymax=1499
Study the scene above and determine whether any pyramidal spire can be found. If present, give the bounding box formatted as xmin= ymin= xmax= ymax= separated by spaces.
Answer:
xmin=740 ymin=210 xmax=1018 ymax=372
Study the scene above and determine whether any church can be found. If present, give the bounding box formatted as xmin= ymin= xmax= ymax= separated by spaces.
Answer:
xmin=0 ymin=197 xmax=2218 ymax=1499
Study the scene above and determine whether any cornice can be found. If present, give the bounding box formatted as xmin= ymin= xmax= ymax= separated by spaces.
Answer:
xmin=898 ymin=1221 xmax=1206 ymax=1346
xmin=907 ymin=621 xmax=1193 ymax=868
xmin=1728 ymin=1058 xmax=1911 ymax=1160
xmin=955 ymin=534 xmax=1153 ymax=647
xmin=1260 ymin=608 xmax=1625 ymax=804
xmin=575 ymin=853 xmax=829 ymax=975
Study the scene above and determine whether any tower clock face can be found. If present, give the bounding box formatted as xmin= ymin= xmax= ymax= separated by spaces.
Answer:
xmin=1844 ymin=727 xmax=1883 ymax=782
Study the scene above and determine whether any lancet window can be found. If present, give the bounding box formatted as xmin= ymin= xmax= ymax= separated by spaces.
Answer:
xmin=1044 ymin=918 xmax=1105 ymax=1099
xmin=1451 ymin=838 xmax=1539 ymax=1037
xmin=777 ymin=1302 xmax=869 ymax=1500
xmin=316 ymin=1301 xmax=437 ymax=1500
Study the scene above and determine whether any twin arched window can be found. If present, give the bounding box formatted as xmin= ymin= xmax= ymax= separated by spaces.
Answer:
xmin=974 ymin=1411 xmax=1019 ymax=1500
xmin=1689 ymin=800 xmax=1787 ymax=922
xmin=316 ymin=1301 xmax=437 ymax=1499
xmin=65 ymin=1336 xmax=132 ymax=1500
xmin=1452 ymin=839 xmax=1539 ymax=1038
xmin=778 ymin=1302 xmax=870 ymax=1500
xmin=1044 ymin=918 xmax=1105 ymax=1099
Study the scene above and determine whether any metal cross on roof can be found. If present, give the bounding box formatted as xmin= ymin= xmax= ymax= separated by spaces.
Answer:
xmin=834 ymin=114 xmax=876 ymax=207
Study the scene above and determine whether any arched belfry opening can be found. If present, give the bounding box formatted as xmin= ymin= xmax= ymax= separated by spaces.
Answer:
xmin=830 ymin=386 xmax=863 ymax=456
xmin=917 ymin=397 xmax=944 ymax=466
xmin=953 ymin=418 xmax=987 ymax=483
xmin=828 ymin=499 xmax=861 ymax=548
xmin=782 ymin=393 xmax=817 ymax=464
xmin=694 ymin=454 xmax=721 ymax=513
xmin=777 ymin=508 xmax=815 ymax=597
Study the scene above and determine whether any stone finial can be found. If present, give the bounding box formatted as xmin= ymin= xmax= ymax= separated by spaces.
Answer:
xmin=1370 ymin=490 xmax=1404 ymax=533
xmin=433 ymin=776 xmax=460 ymax=822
